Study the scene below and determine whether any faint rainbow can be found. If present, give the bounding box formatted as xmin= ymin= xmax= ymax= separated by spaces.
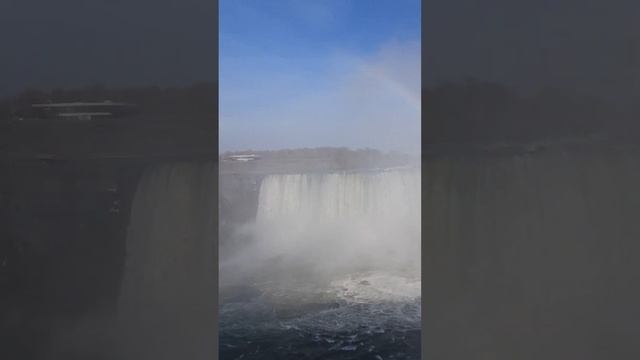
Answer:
xmin=360 ymin=62 xmax=421 ymax=111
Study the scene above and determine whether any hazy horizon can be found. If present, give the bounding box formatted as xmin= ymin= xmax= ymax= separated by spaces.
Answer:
xmin=220 ymin=145 xmax=420 ymax=156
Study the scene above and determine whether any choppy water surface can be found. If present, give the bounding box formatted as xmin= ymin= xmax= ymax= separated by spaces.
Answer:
xmin=220 ymin=270 xmax=421 ymax=360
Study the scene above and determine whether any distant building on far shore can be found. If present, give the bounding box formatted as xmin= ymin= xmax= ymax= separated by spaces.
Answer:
xmin=15 ymin=101 xmax=137 ymax=122
xmin=223 ymin=154 xmax=260 ymax=162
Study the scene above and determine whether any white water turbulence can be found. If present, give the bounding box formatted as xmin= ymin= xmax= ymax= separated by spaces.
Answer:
xmin=219 ymin=168 xmax=421 ymax=359
xmin=223 ymin=169 xmax=420 ymax=283
xmin=262 ymin=170 xmax=419 ymax=272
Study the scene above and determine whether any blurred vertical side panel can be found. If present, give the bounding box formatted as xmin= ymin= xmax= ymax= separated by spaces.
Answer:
xmin=422 ymin=0 xmax=640 ymax=359
xmin=1 ymin=0 xmax=219 ymax=359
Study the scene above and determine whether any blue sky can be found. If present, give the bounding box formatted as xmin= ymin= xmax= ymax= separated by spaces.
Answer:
xmin=220 ymin=0 xmax=421 ymax=153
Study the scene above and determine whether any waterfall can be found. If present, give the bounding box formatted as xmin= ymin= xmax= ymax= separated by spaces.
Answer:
xmin=228 ymin=169 xmax=421 ymax=280
xmin=116 ymin=162 xmax=217 ymax=360
xmin=257 ymin=170 xmax=421 ymax=221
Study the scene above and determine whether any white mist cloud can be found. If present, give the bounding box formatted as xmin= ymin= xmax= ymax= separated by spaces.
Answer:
xmin=220 ymin=170 xmax=421 ymax=288
xmin=220 ymin=39 xmax=421 ymax=154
